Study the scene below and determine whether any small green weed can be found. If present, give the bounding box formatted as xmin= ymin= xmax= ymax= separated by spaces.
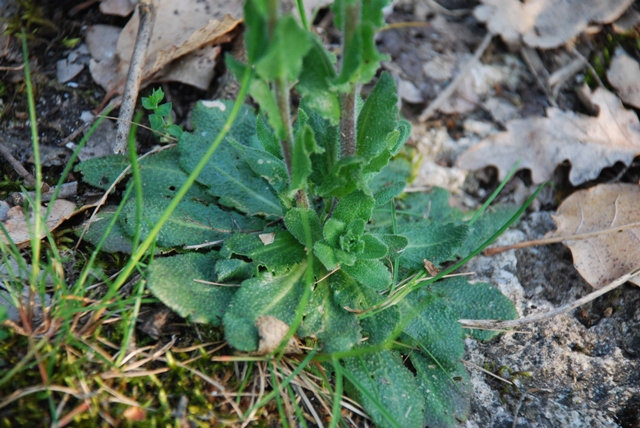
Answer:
xmin=2 ymin=1 xmax=534 ymax=426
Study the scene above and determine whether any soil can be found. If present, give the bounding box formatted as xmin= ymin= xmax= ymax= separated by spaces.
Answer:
xmin=1 ymin=0 xmax=640 ymax=427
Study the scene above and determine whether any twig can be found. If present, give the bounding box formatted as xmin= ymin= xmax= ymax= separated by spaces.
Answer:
xmin=113 ymin=0 xmax=155 ymax=154
xmin=459 ymin=265 xmax=640 ymax=330
xmin=462 ymin=360 xmax=513 ymax=385
xmin=484 ymin=221 xmax=640 ymax=256
xmin=0 ymin=64 xmax=25 ymax=71
xmin=519 ymin=46 xmax=557 ymax=107
xmin=378 ymin=22 xmax=431 ymax=32
xmin=419 ymin=32 xmax=492 ymax=122
xmin=10 ymin=182 xmax=77 ymax=206
xmin=0 ymin=141 xmax=42 ymax=190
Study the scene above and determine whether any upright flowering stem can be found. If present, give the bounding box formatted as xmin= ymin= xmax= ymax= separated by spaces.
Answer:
xmin=266 ymin=0 xmax=295 ymax=179
xmin=339 ymin=0 xmax=360 ymax=157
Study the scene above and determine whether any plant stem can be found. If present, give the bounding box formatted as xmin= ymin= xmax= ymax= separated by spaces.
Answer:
xmin=339 ymin=90 xmax=357 ymax=157
xmin=338 ymin=1 xmax=360 ymax=157
xmin=275 ymin=77 xmax=295 ymax=178
xmin=266 ymin=0 xmax=295 ymax=178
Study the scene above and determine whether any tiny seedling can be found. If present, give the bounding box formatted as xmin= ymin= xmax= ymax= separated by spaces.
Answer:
xmin=141 ymin=87 xmax=183 ymax=142
xmin=73 ymin=0 xmax=530 ymax=426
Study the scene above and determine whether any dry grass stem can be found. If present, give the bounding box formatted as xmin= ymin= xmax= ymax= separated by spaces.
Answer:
xmin=460 ymin=265 xmax=640 ymax=330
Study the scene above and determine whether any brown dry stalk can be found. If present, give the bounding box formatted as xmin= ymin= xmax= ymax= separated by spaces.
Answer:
xmin=484 ymin=220 xmax=640 ymax=256
xmin=459 ymin=265 xmax=640 ymax=330
xmin=113 ymin=0 xmax=155 ymax=154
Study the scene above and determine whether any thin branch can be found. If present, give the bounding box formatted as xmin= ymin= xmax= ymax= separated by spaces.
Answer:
xmin=113 ymin=0 xmax=155 ymax=154
xmin=484 ymin=221 xmax=640 ymax=256
xmin=0 ymin=141 xmax=41 ymax=189
xmin=460 ymin=265 xmax=640 ymax=330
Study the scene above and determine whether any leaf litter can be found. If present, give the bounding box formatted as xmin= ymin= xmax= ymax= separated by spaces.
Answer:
xmin=457 ymin=86 xmax=640 ymax=185
xmin=474 ymin=0 xmax=634 ymax=48
xmin=86 ymin=0 xmax=243 ymax=95
xmin=551 ymin=183 xmax=640 ymax=289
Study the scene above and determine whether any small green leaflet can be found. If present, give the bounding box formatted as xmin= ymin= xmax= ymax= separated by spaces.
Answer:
xmin=344 ymin=350 xmax=424 ymax=428
xmin=147 ymin=252 xmax=233 ymax=326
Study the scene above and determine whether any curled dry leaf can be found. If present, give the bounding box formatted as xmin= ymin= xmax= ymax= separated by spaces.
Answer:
xmin=551 ymin=183 xmax=640 ymax=289
xmin=474 ymin=0 xmax=634 ymax=48
xmin=1 ymin=200 xmax=76 ymax=249
xmin=255 ymin=315 xmax=302 ymax=355
xmin=607 ymin=48 xmax=640 ymax=109
xmin=457 ymin=87 xmax=640 ymax=185
xmin=87 ymin=0 xmax=243 ymax=94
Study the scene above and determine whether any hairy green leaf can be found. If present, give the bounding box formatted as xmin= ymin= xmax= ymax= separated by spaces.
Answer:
xmin=284 ymin=208 xmax=323 ymax=247
xmin=400 ymin=290 xmax=464 ymax=369
xmin=333 ymin=190 xmax=375 ymax=224
xmin=256 ymin=114 xmax=282 ymax=158
xmin=255 ymin=15 xmax=312 ymax=81
xmin=138 ymin=147 xmax=213 ymax=201
xmin=341 ymin=258 xmax=391 ymax=290
xmin=179 ymin=102 xmax=282 ymax=218
xmin=315 ymin=156 xmax=366 ymax=198
xmin=398 ymin=223 xmax=469 ymax=270
xmin=214 ymin=258 xmax=258 ymax=282
xmin=357 ymin=73 xmax=398 ymax=163
xmin=430 ymin=277 xmax=518 ymax=341
xmin=456 ymin=204 xmax=519 ymax=258
xmin=411 ymin=353 xmax=471 ymax=428
xmin=291 ymin=124 xmax=324 ymax=196
xmin=243 ymin=0 xmax=268 ymax=63
xmin=147 ymin=252 xmax=233 ymax=325
xmin=120 ymin=197 xmax=235 ymax=248
xmin=79 ymin=207 xmax=134 ymax=254
xmin=74 ymin=155 xmax=129 ymax=190
xmin=344 ymin=350 xmax=424 ymax=428
xmin=332 ymin=271 xmax=399 ymax=344
xmin=360 ymin=234 xmax=388 ymax=259
xmin=223 ymin=231 xmax=305 ymax=274
xmin=230 ymin=139 xmax=290 ymax=204
xmin=297 ymin=37 xmax=340 ymax=124
xmin=299 ymin=281 xmax=361 ymax=352
xmin=224 ymin=262 xmax=308 ymax=351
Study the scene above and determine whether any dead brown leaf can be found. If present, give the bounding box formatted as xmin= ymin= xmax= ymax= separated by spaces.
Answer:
xmin=456 ymin=86 xmax=640 ymax=185
xmin=123 ymin=406 xmax=146 ymax=421
xmin=87 ymin=0 xmax=243 ymax=94
xmin=1 ymin=200 xmax=76 ymax=249
xmin=551 ymin=183 xmax=640 ymax=289
xmin=255 ymin=316 xmax=302 ymax=355
xmin=607 ymin=48 xmax=640 ymax=109
xmin=474 ymin=0 xmax=634 ymax=48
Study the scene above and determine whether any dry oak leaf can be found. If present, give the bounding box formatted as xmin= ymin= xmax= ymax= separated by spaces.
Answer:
xmin=551 ymin=183 xmax=640 ymax=289
xmin=1 ymin=200 xmax=76 ymax=249
xmin=474 ymin=0 xmax=634 ymax=49
xmin=457 ymin=87 xmax=640 ymax=185
xmin=88 ymin=0 xmax=242 ymax=94
xmin=255 ymin=316 xmax=302 ymax=355
xmin=607 ymin=47 xmax=640 ymax=109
